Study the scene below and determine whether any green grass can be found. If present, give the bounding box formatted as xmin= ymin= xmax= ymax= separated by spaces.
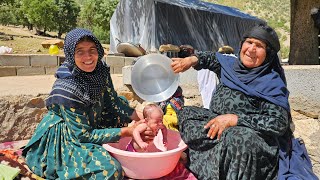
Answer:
xmin=0 ymin=36 xmax=53 ymax=54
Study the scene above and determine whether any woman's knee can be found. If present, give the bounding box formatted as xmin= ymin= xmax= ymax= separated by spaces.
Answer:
xmin=110 ymin=158 xmax=124 ymax=179
xmin=223 ymin=126 xmax=259 ymax=148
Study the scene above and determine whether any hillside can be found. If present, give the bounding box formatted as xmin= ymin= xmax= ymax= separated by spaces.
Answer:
xmin=205 ymin=0 xmax=290 ymax=58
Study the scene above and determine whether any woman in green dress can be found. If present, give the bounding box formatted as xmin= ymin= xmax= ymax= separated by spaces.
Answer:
xmin=23 ymin=28 xmax=151 ymax=179
xmin=171 ymin=24 xmax=291 ymax=179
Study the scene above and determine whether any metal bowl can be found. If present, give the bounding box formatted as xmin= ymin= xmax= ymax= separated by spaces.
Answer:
xmin=116 ymin=42 xmax=146 ymax=57
xmin=131 ymin=54 xmax=179 ymax=102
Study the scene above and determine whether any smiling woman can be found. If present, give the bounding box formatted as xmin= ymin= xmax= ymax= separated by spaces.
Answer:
xmin=74 ymin=37 xmax=99 ymax=72
xmin=170 ymin=24 xmax=292 ymax=179
xmin=22 ymin=28 xmax=153 ymax=179
xmin=240 ymin=38 xmax=267 ymax=68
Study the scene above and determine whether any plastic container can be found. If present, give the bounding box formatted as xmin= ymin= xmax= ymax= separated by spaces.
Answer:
xmin=103 ymin=130 xmax=187 ymax=179
xmin=49 ymin=45 xmax=59 ymax=55
xmin=0 ymin=46 xmax=13 ymax=55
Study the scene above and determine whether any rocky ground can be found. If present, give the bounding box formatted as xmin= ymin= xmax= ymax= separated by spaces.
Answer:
xmin=0 ymin=75 xmax=319 ymax=177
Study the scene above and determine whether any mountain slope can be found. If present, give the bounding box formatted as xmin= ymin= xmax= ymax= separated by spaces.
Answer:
xmin=204 ymin=0 xmax=290 ymax=58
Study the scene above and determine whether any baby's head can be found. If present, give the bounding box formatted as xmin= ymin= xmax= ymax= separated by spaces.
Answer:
xmin=143 ymin=104 xmax=164 ymax=129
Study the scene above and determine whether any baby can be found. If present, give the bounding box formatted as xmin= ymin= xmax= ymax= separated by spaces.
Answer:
xmin=126 ymin=104 xmax=168 ymax=152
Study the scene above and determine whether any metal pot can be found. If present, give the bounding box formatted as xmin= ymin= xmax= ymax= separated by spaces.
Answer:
xmin=116 ymin=38 xmax=146 ymax=57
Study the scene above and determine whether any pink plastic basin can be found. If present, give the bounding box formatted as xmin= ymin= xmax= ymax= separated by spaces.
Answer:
xmin=103 ymin=129 xmax=187 ymax=179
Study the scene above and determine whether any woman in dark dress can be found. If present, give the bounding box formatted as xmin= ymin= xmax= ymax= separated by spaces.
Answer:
xmin=171 ymin=24 xmax=291 ymax=180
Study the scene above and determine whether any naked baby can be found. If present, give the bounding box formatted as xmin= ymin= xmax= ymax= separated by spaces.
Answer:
xmin=126 ymin=104 xmax=168 ymax=152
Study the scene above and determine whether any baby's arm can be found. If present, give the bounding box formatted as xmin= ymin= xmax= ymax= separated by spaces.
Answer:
xmin=160 ymin=124 xmax=168 ymax=146
xmin=133 ymin=123 xmax=149 ymax=150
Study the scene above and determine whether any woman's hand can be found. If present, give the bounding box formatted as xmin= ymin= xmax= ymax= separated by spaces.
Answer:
xmin=204 ymin=114 xmax=238 ymax=140
xmin=130 ymin=109 xmax=144 ymax=121
xmin=171 ymin=56 xmax=198 ymax=73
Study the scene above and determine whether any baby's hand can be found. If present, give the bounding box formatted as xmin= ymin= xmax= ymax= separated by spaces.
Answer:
xmin=139 ymin=142 xmax=149 ymax=150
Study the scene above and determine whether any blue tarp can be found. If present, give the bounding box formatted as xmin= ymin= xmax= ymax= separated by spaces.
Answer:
xmin=109 ymin=0 xmax=264 ymax=54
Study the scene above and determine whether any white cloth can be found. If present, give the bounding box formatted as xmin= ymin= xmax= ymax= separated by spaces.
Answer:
xmin=197 ymin=53 xmax=237 ymax=109
xmin=152 ymin=130 xmax=167 ymax=152
xmin=197 ymin=69 xmax=219 ymax=109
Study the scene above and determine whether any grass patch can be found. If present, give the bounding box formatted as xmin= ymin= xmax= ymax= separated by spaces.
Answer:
xmin=0 ymin=36 xmax=60 ymax=54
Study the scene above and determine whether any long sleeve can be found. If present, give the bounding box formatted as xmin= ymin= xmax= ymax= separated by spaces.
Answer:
xmin=237 ymin=101 xmax=289 ymax=137
xmin=193 ymin=51 xmax=221 ymax=76
xmin=60 ymin=105 xmax=122 ymax=144
xmin=101 ymin=73 xmax=134 ymax=127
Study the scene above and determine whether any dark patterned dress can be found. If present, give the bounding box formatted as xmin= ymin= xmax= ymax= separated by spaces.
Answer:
xmin=178 ymin=53 xmax=289 ymax=180
xmin=23 ymin=74 xmax=133 ymax=180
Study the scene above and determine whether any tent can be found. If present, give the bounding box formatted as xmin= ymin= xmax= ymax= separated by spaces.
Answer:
xmin=109 ymin=0 xmax=264 ymax=54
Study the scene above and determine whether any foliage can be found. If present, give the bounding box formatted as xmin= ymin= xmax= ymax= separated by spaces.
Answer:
xmin=0 ymin=0 xmax=25 ymax=26
xmin=73 ymin=0 xmax=86 ymax=6
xmin=0 ymin=0 xmax=79 ymax=36
xmin=20 ymin=0 xmax=57 ymax=32
xmin=12 ymin=0 xmax=30 ymax=27
xmin=0 ymin=0 xmax=14 ymax=5
xmin=77 ymin=0 xmax=95 ymax=29
xmin=78 ymin=0 xmax=118 ymax=43
xmin=54 ymin=0 xmax=80 ymax=38
xmin=281 ymin=46 xmax=289 ymax=59
xmin=0 ymin=4 xmax=15 ymax=25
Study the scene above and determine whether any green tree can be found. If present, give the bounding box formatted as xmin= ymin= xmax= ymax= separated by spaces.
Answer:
xmin=0 ymin=0 xmax=24 ymax=26
xmin=94 ymin=0 xmax=118 ymax=43
xmin=0 ymin=4 xmax=15 ymax=25
xmin=78 ymin=0 xmax=119 ymax=43
xmin=21 ymin=0 xmax=57 ymax=33
xmin=78 ymin=0 xmax=95 ymax=29
xmin=0 ymin=0 xmax=14 ymax=5
xmin=54 ymin=0 xmax=80 ymax=38
xmin=14 ymin=0 xmax=32 ymax=29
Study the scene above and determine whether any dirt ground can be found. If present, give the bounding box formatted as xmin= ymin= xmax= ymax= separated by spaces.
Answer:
xmin=0 ymin=25 xmax=63 ymax=54
xmin=0 ymin=25 xmax=319 ymax=177
xmin=0 ymin=74 xmax=319 ymax=177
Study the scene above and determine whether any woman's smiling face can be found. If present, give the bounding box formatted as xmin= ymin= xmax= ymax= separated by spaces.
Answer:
xmin=74 ymin=40 xmax=99 ymax=72
xmin=240 ymin=38 xmax=267 ymax=68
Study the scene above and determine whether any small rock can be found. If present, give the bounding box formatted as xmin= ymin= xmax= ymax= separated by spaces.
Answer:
xmin=118 ymin=91 xmax=134 ymax=100
xmin=41 ymin=39 xmax=64 ymax=49
xmin=28 ymin=97 xmax=45 ymax=108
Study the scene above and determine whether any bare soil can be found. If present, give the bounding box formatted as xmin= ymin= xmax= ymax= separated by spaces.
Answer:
xmin=0 ymin=25 xmax=110 ymax=55
xmin=0 ymin=25 xmax=64 ymax=55
xmin=0 ymin=25 xmax=319 ymax=177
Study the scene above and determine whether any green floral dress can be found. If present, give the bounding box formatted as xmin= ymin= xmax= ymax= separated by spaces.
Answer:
xmin=23 ymin=79 xmax=134 ymax=180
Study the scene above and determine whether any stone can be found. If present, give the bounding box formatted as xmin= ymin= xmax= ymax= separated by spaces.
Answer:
xmin=118 ymin=91 xmax=134 ymax=100
xmin=41 ymin=39 xmax=64 ymax=49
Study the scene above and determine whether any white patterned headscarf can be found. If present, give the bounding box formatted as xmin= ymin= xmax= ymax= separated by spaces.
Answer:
xmin=46 ymin=28 xmax=109 ymax=108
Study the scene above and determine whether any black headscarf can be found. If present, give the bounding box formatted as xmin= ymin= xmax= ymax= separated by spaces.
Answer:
xmin=217 ymin=24 xmax=290 ymax=111
xmin=46 ymin=28 xmax=109 ymax=108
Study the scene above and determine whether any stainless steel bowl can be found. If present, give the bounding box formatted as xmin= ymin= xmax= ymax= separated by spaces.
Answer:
xmin=131 ymin=54 xmax=179 ymax=102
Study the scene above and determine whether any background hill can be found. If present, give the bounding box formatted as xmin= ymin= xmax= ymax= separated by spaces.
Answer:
xmin=205 ymin=0 xmax=290 ymax=58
